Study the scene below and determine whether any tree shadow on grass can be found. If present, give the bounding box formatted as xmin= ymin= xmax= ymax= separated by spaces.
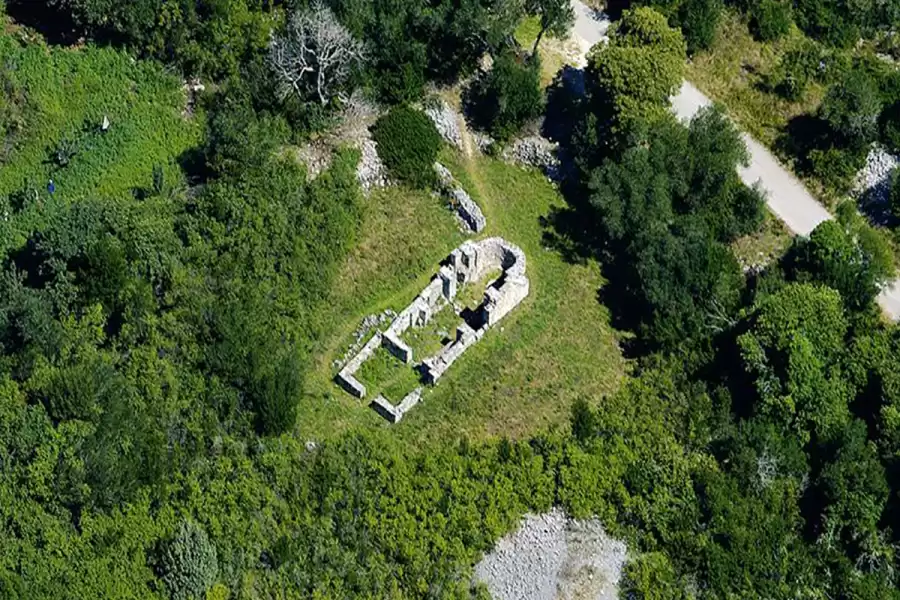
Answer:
xmin=539 ymin=205 xmax=600 ymax=266
xmin=773 ymin=113 xmax=832 ymax=175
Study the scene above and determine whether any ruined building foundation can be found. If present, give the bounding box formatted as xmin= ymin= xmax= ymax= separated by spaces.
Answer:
xmin=335 ymin=237 xmax=529 ymax=422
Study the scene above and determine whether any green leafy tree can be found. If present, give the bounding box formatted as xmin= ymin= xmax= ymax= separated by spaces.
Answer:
xmin=525 ymin=0 xmax=576 ymax=56
xmin=737 ymin=283 xmax=852 ymax=442
xmin=678 ymin=0 xmax=722 ymax=53
xmin=815 ymin=420 xmax=889 ymax=562
xmin=891 ymin=167 xmax=900 ymax=222
xmin=159 ymin=520 xmax=218 ymax=600
xmin=820 ymin=70 xmax=883 ymax=148
xmin=786 ymin=218 xmax=893 ymax=311
xmin=750 ymin=0 xmax=792 ymax=41
xmin=468 ymin=49 xmax=544 ymax=141
xmin=621 ymin=552 xmax=688 ymax=599
xmin=586 ymin=7 xmax=686 ymax=139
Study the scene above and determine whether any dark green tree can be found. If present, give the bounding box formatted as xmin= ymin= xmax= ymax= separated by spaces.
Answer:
xmin=370 ymin=105 xmax=442 ymax=188
xmin=468 ymin=49 xmax=545 ymax=141
xmin=159 ymin=520 xmax=218 ymax=600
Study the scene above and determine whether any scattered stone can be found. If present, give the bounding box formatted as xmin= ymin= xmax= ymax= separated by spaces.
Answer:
xmin=357 ymin=139 xmax=390 ymax=193
xmin=504 ymin=135 xmax=561 ymax=180
xmin=855 ymin=144 xmax=899 ymax=225
xmin=475 ymin=507 xmax=627 ymax=600
xmin=472 ymin=131 xmax=496 ymax=153
xmin=424 ymin=99 xmax=463 ymax=149
xmin=333 ymin=309 xmax=397 ymax=370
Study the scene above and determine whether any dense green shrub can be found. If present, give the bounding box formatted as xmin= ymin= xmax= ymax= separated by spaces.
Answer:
xmin=750 ymin=0 xmax=793 ymax=41
xmin=678 ymin=0 xmax=723 ymax=53
xmin=159 ymin=520 xmax=218 ymax=600
xmin=10 ymin=0 xmax=271 ymax=80
xmin=820 ymin=70 xmax=883 ymax=147
xmin=585 ymin=7 xmax=686 ymax=147
xmin=770 ymin=40 xmax=820 ymax=100
xmin=808 ymin=147 xmax=866 ymax=193
xmin=467 ymin=50 xmax=544 ymax=141
xmin=786 ymin=217 xmax=894 ymax=311
xmin=793 ymin=0 xmax=859 ymax=47
xmin=370 ymin=105 xmax=442 ymax=188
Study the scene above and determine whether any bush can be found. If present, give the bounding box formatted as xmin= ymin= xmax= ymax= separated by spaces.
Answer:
xmin=820 ymin=71 xmax=883 ymax=148
xmin=891 ymin=168 xmax=900 ymax=223
xmin=371 ymin=105 xmax=442 ymax=188
xmin=678 ymin=0 xmax=723 ymax=53
xmin=882 ymin=104 xmax=900 ymax=153
xmin=159 ymin=520 xmax=218 ymax=600
xmin=808 ymin=146 xmax=866 ymax=194
xmin=770 ymin=40 xmax=820 ymax=100
xmin=467 ymin=50 xmax=544 ymax=141
xmin=794 ymin=0 xmax=858 ymax=47
xmin=750 ymin=0 xmax=793 ymax=41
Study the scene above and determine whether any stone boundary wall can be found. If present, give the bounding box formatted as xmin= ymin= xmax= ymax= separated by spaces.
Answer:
xmin=434 ymin=162 xmax=486 ymax=233
xmin=335 ymin=332 xmax=383 ymax=398
xmin=334 ymin=238 xmax=529 ymax=422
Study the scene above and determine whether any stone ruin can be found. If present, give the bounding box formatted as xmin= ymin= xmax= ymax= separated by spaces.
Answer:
xmin=434 ymin=162 xmax=486 ymax=233
xmin=335 ymin=237 xmax=530 ymax=422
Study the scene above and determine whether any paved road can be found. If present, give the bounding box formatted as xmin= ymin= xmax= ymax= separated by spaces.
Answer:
xmin=570 ymin=0 xmax=900 ymax=318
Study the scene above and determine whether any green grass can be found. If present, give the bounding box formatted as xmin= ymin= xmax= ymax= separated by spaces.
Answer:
xmin=514 ymin=15 xmax=579 ymax=88
xmin=356 ymin=347 xmax=422 ymax=401
xmin=514 ymin=16 xmax=542 ymax=51
xmin=455 ymin=267 xmax=501 ymax=311
xmin=300 ymin=146 xmax=628 ymax=446
xmin=404 ymin=305 xmax=461 ymax=360
xmin=0 ymin=34 xmax=200 ymax=253
xmin=685 ymin=11 xmax=847 ymax=204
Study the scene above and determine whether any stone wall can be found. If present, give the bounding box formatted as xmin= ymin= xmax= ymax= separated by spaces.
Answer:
xmin=335 ymin=332 xmax=383 ymax=398
xmin=334 ymin=237 xmax=529 ymax=421
xmin=434 ymin=162 xmax=486 ymax=233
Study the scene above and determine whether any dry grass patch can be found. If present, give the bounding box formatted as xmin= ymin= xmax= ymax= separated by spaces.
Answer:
xmin=686 ymin=11 xmax=825 ymax=148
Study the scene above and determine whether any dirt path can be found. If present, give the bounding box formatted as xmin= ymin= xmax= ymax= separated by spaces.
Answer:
xmin=570 ymin=0 xmax=900 ymax=319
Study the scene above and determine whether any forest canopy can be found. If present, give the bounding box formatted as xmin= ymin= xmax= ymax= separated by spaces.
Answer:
xmin=2 ymin=1 xmax=900 ymax=599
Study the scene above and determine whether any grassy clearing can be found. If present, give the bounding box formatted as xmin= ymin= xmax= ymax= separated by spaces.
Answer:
xmin=299 ymin=149 xmax=627 ymax=445
xmin=686 ymin=11 xmax=825 ymax=149
xmin=0 ymin=35 xmax=200 ymax=253
xmin=356 ymin=347 xmax=422 ymax=401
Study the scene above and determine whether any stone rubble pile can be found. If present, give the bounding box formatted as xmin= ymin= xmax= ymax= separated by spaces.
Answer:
xmin=853 ymin=144 xmax=900 ymax=219
xmin=332 ymin=309 xmax=397 ymax=370
xmin=505 ymin=135 xmax=561 ymax=179
xmin=356 ymin=139 xmax=390 ymax=193
xmin=474 ymin=507 xmax=627 ymax=600
xmin=425 ymin=99 xmax=464 ymax=149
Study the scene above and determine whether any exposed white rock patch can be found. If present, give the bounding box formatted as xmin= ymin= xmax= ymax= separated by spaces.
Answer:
xmin=475 ymin=508 xmax=627 ymax=600
xmin=853 ymin=144 xmax=899 ymax=225
xmin=425 ymin=99 xmax=464 ymax=149
xmin=356 ymin=139 xmax=390 ymax=192
xmin=504 ymin=135 xmax=561 ymax=180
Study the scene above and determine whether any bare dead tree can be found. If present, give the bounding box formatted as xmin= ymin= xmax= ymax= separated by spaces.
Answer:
xmin=268 ymin=2 xmax=366 ymax=106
